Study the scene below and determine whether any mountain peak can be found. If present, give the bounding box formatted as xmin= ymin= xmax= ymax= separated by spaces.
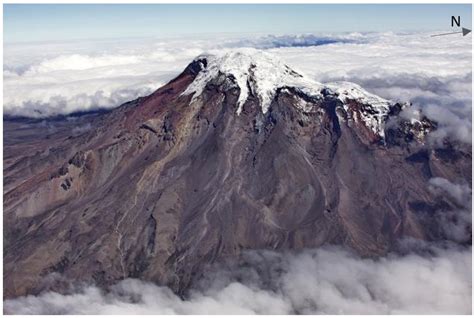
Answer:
xmin=182 ymin=49 xmax=393 ymax=138
xmin=182 ymin=48 xmax=325 ymax=114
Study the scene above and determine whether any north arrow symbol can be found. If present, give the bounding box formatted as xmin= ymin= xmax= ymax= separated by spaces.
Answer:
xmin=431 ymin=27 xmax=472 ymax=37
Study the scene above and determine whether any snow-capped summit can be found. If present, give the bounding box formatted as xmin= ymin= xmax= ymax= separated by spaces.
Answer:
xmin=183 ymin=48 xmax=393 ymax=138
xmin=183 ymin=48 xmax=325 ymax=114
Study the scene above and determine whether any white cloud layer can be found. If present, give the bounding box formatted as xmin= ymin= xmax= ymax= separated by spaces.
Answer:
xmin=4 ymin=245 xmax=471 ymax=315
xmin=4 ymin=32 xmax=471 ymax=145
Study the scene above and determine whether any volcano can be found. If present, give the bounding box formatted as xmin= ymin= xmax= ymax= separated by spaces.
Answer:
xmin=3 ymin=49 xmax=471 ymax=298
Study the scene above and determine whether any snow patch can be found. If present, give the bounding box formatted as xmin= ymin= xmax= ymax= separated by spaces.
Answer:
xmin=326 ymin=81 xmax=391 ymax=137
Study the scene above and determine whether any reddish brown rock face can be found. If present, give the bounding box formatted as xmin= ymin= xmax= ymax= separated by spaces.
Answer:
xmin=3 ymin=54 xmax=471 ymax=299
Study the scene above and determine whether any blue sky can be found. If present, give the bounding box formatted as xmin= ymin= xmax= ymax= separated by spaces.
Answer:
xmin=4 ymin=4 xmax=473 ymax=43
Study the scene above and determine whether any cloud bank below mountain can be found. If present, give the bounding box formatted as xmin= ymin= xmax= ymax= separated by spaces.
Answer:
xmin=4 ymin=244 xmax=471 ymax=315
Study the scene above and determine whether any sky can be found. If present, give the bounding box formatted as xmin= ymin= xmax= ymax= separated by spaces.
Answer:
xmin=4 ymin=4 xmax=473 ymax=43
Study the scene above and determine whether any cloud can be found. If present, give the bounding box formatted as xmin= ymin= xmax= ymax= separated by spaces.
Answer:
xmin=3 ymin=37 xmax=208 ymax=117
xmin=429 ymin=177 xmax=471 ymax=206
xmin=71 ymin=123 xmax=92 ymax=135
xmin=429 ymin=178 xmax=472 ymax=242
xmin=3 ymin=245 xmax=471 ymax=315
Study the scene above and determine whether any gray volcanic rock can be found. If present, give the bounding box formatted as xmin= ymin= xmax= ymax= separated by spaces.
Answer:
xmin=3 ymin=49 xmax=471 ymax=298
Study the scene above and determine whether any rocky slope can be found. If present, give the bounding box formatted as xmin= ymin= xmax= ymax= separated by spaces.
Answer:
xmin=3 ymin=49 xmax=471 ymax=298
